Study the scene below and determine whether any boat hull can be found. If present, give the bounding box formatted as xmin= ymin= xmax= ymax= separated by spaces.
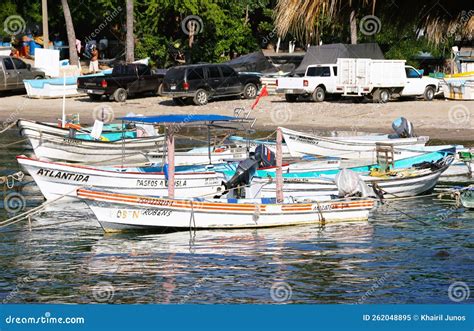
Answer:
xmin=21 ymin=128 xmax=164 ymax=165
xmin=249 ymin=166 xmax=449 ymax=199
xmin=77 ymin=188 xmax=375 ymax=232
xmin=17 ymin=156 xmax=225 ymax=201
xmin=281 ymin=127 xmax=429 ymax=161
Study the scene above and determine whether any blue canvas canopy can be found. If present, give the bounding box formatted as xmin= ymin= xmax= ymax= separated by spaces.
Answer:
xmin=118 ymin=114 xmax=244 ymax=124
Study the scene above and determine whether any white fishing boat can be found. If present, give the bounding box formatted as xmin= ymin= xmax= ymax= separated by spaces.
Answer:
xmin=23 ymin=69 xmax=113 ymax=99
xmin=24 ymin=76 xmax=82 ymax=99
xmin=146 ymin=145 xmax=249 ymax=166
xmin=17 ymin=156 xmax=225 ymax=201
xmin=77 ymin=188 xmax=375 ymax=232
xmin=76 ymin=119 xmax=375 ymax=232
xmin=228 ymin=136 xmax=292 ymax=159
xmin=281 ymin=127 xmax=429 ymax=161
xmin=248 ymin=158 xmax=453 ymax=199
xmin=17 ymin=119 xmax=125 ymax=137
xmin=21 ymin=127 xmax=164 ymax=165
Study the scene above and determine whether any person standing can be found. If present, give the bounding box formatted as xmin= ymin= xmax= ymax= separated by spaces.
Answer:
xmin=89 ymin=45 xmax=99 ymax=73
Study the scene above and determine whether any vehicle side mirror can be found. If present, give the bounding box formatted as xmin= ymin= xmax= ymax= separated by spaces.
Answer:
xmin=27 ymin=64 xmax=31 ymax=70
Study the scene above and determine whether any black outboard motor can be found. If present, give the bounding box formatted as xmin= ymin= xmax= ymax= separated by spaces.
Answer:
xmin=223 ymin=158 xmax=259 ymax=197
xmin=223 ymin=144 xmax=276 ymax=198
xmin=391 ymin=117 xmax=415 ymax=138
xmin=254 ymin=144 xmax=276 ymax=168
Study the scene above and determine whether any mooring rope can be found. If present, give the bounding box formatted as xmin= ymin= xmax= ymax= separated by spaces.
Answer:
xmin=0 ymin=186 xmax=81 ymax=229
xmin=0 ymin=122 xmax=17 ymax=135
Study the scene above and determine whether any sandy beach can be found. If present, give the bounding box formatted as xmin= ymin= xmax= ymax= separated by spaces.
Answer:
xmin=1 ymin=92 xmax=473 ymax=144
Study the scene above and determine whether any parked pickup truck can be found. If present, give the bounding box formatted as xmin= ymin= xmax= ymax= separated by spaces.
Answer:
xmin=77 ymin=64 xmax=166 ymax=102
xmin=0 ymin=56 xmax=45 ymax=92
xmin=276 ymin=58 xmax=439 ymax=103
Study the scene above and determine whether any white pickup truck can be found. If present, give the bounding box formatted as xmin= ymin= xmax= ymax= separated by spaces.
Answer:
xmin=276 ymin=58 xmax=439 ymax=103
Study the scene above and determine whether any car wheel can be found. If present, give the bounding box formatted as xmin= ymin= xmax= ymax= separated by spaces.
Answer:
xmin=113 ymin=88 xmax=127 ymax=102
xmin=312 ymin=86 xmax=325 ymax=102
xmin=379 ymin=89 xmax=390 ymax=103
xmin=89 ymin=94 xmax=102 ymax=101
xmin=172 ymin=97 xmax=186 ymax=106
xmin=243 ymin=83 xmax=258 ymax=99
xmin=193 ymin=89 xmax=209 ymax=105
xmin=423 ymin=86 xmax=435 ymax=101
xmin=157 ymin=83 xmax=163 ymax=96
xmin=285 ymin=94 xmax=298 ymax=102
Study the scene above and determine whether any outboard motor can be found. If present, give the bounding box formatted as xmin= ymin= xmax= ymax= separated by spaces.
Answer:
xmin=391 ymin=117 xmax=415 ymax=138
xmin=335 ymin=168 xmax=373 ymax=198
xmin=224 ymin=158 xmax=259 ymax=197
xmin=254 ymin=144 xmax=276 ymax=168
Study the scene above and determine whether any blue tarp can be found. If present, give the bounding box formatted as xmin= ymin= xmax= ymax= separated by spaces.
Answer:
xmin=118 ymin=114 xmax=241 ymax=123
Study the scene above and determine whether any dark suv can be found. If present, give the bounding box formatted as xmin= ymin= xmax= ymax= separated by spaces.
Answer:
xmin=162 ymin=64 xmax=261 ymax=105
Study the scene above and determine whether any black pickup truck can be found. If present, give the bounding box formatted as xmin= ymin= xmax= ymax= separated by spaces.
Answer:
xmin=162 ymin=64 xmax=261 ymax=105
xmin=77 ymin=64 xmax=166 ymax=102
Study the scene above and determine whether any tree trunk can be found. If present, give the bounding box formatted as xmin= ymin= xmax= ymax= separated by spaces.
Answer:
xmin=42 ymin=0 xmax=49 ymax=49
xmin=350 ymin=9 xmax=357 ymax=44
xmin=61 ymin=0 xmax=79 ymax=65
xmin=125 ymin=0 xmax=134 ymax=63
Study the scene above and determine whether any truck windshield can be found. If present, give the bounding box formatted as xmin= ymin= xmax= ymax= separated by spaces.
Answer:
xmin=405 ymin=68 xmax=420 ymax=78
xmin=306 ymin=66 xmax=331 ymax=77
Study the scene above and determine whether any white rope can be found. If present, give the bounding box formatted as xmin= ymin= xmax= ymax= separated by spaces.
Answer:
xmin=0 ymin=121 xmax=17 ymax=135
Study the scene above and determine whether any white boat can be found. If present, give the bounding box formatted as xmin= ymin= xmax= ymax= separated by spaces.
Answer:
xmin=20 ymin=127 xmax=164 ymax=165
xmin=17 ymin=156 xmax=225 ymax=201
xmin=23 ymin=69 xmax=113 ymax=99
xmin=24 ymin=76 xmax=82 ymax=99
xmin=247 ymin=159 xmax=453 ymax=199
xmin=281 ymin=127 xmax=429 ymax=161
xmin=146 ymin=145 xmax=249 ymax=166
xmin=77 ymin=188 xmax=375 ymax=232
xmin=228 ymin=136 xmax=292 ymax=159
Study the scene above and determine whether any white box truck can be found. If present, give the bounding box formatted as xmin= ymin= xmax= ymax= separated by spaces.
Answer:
xmin=275 ymin=58 xmax=439 ymax=102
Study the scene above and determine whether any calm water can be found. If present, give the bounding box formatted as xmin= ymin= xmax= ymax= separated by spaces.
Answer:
xmin=0 ymin=130 xmax=473 ymax=304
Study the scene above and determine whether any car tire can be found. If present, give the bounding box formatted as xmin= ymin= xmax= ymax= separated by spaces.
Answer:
xmin=89 ymin=94 xmax=102 ymax=101
xmin=373 ymin=89 xmax=390 ymax=103
xmin=312 ymin=86 xmax=325 ymax=102
xmin=113 ymin=88 xmax=127 ymax=102
xmin=157 ymin=83 xmax=163 ymax=96
xmin=193 ymin=89 xmax=209 ymax=105
xmin=172 ymin=97 xmax=186 ymax=106
xmin=423 ymin=86 xmax=435 ymax=101
xmin=285 ymin=94 xmax=298 ymax=102
xmin=243 ymin=83 xmax=258 ymax=99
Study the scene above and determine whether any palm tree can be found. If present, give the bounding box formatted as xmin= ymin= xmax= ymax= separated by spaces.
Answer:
xmin=61 ymin=0 xmax=79 ymax=65
xmin=274 ymin=0 xmax=473 ymax=46
xmin=125 ymin=0 xmax=134 ymax=63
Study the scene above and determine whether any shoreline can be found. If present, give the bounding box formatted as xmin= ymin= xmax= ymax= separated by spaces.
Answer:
xmin=1 ymin=93 xmax=473 ymax=145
